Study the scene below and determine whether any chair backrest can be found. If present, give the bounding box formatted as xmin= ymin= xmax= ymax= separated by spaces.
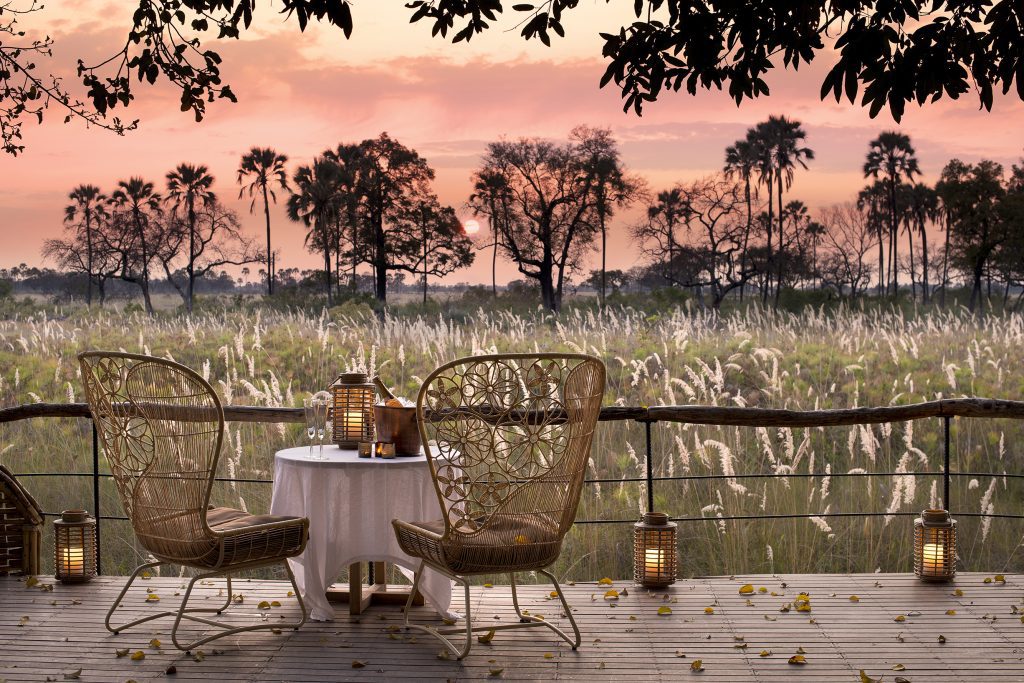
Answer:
xmin=78 ymin=352 xmax=223 ymax=563
xmin=417 ymin=353 xmax=606 ymax=541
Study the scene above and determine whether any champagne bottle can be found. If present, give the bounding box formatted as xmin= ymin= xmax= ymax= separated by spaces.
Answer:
xmin=372 ymin=376 xmax=396 ymax=402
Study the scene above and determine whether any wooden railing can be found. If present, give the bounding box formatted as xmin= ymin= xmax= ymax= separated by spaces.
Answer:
xmin=5 ymin=397 xmax=1024 ymax=573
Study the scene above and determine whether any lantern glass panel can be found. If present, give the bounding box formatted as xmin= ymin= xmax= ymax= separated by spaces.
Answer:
xmin=914 ymin=509 xmax=956 ymax=582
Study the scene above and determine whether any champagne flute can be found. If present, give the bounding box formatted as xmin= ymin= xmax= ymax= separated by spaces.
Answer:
xmin=303 ymin=397 xmax=319 ymax=460
xmin=314 ymin=396 xmax=328 ymax=459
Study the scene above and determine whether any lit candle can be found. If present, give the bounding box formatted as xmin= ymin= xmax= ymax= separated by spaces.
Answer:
xmin=344 ymin=411 xmax=364 ymax=438
xmin=922 ymin=542 xmax=942 ymax=574
xmin=64 ymin=546 xmax=84 ymax=575
xmin=644 ymin=547 xmax=665 ymax=580
xmin=358 ymin=441 xmax=373 ymax=458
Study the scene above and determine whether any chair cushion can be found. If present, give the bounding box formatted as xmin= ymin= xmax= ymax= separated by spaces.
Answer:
xmin=196 ymin=507 xmax=308 ymax=568
xmin=394 ymin=514 xmax=563 ymax=575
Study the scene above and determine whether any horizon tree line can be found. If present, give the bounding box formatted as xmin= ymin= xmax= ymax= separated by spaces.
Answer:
xmin=43 ymin=125 xmax=1024 ymax=316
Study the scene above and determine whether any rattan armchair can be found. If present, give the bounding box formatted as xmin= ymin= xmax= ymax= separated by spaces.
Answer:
xmin=78 ymin=351 xmax=309 ymax=652
xmin=393 ymin=353 xmax=606 ymax=659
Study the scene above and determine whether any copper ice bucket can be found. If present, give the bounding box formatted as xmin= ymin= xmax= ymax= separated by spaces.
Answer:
xmin=373 ymin=405 xmax=422 ymax=456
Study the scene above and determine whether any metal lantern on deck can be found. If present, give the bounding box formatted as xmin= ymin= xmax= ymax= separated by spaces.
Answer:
xmin=914 ymin=508 xmax=957 ymax=582
xmin=54 ymin=510 xmax=97 ymax=583
xmin=330 ymin=372 xmax=376 ymax=448
xmin=634 ymin=512 xmax=677 ymax=588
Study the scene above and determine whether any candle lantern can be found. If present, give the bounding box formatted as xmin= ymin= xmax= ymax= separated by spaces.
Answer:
xmin=329 ymin=372 xmax=376 ymax=448
xmin=54 ymin=510 xmax=97 ymax=583
xmin=634 ymin=512 xmax=677 ymax=588
xmin=915 ymin=509 xmax=957 ymax=582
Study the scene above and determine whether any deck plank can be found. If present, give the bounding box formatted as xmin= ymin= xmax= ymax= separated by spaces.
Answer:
xmin=2 ymin=573 xmax=1023 ymax=681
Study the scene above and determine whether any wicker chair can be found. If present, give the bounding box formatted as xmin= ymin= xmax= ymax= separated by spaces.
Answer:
xmin=0 ymin=464 xmax=44 ymax=576
xmin=393 ymin=353 xmax=606 ymax=659
xmin=78 ymin=351 xmax=309 ymax=652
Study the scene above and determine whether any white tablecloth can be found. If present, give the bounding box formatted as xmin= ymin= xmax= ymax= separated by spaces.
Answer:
xmin=270 ymin=445 xmax=453 ymax=621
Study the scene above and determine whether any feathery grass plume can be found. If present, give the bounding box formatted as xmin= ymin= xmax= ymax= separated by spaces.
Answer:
xmin=980 ymin=478 xmax=998 ymax=541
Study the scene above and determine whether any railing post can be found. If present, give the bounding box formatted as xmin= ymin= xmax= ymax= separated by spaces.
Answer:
xmin=943 ymin=416 xmax=951 ymax=512
xmin=644 ymin=420 xmax=654 ymax=514
xmin=92 ymin=420 xmax=102 ymax=575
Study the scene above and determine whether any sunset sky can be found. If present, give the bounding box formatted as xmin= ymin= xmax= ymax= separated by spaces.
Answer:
xmin=2 ymin=2 xmax=1022 ymax=286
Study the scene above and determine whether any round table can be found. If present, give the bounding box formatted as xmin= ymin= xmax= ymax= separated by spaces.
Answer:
xmin=269 ymin=445 xmax=453 ymax=621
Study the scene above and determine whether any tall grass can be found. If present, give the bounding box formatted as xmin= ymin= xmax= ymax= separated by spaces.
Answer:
xmin=1 ymin=303 xmax=1022 ymax=579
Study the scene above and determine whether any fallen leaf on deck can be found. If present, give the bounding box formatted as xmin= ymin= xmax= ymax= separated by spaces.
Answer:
xmin=61 ymin=669 xmax=81 ymax=680
xmin=483 ymin=583 xmax=493 ymax=588
xmin=489 ymin=666 xmax=504 ymax=676
xmin=759 ymin=650 xmax=771 ymax=657
xmin=704 ymin=607 xmax=714 ymax=614
xmin=859 ymin=671 xmax=882 ymax=683
xmin=675 ymin=651 xmax=686 ymax=657
xmin=788 ymin=654 xmax=807 ymax=665
xmin=165 ymin=665 xmax=177 ymax=674
xmin=145 ymin=594 xmax=160 ymax=603
xmin=258 ymin=600 xmax=271 ymax=609
xmin=938 ymin=634 xmax=946 ymax=643
xmin=894 ymin=615 xmax=906 ymax=622
xmin=543 ymin=652 xmax=554 ymax=659
xmin=690 ymin=659 xmax=704 ymax=671
xmin=796 ymin=646 xmax=806 ymax=654
xmin=352 ymin=659 xmax=367 ymax=667
xmin=17 ymin=616 xmax=28 ymax=626
xmin=739 ymin=584 xmax=754 ymax=594
xmin=271 ymin=600 xmax=282 ymax=607
xmin=984 ymin=577 xmax=993 ymax=584
xmin=953 ymin=588 xmax=963 ymax=596
xmin=946 ymin=609 xmax=957 ymax=615
xmin=192 ymin=651 xmax=206 ymax=662
xmin=149 ymin=638 xmax=161 ymax=649
xmin=849 ymin=595 xmax=860 ymax=602
xmin=758 ymin=587 xmax=767 ymax=593
xmin=115 ymin=649 xmax=129 ymax=657
xmin=603 ymin=589 xmax=619 ymax=600
xmin=130 ymin=651 xmax=145 ymax=661
xmin=478 ymin=629 xmax=496 ymax=644
xmin=892 ymin=663 xmax=906 ymax=670
xmin=895 ymin=678 xmax=910 ymax=683
xmin=657 ymin=606 xmax=672 ymax=616
xmin=598 ymin=577 xmax=613 ymax=585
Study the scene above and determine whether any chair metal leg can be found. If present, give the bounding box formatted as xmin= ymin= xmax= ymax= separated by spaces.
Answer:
xmin=105 ymin=560 xmax=165 ymax=634
xmin=404 ymin=564 xmax=582 ymax=659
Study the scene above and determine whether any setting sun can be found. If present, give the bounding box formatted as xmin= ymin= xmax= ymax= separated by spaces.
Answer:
xmin=463 ymin=218 xmax=480 ymax=235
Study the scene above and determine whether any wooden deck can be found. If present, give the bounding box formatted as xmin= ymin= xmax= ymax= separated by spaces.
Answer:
xmin=2 ymin=572 xmax=1023 ymax=681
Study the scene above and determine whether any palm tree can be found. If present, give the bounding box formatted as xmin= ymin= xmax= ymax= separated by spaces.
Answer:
xmin=469 ymin=170 xmax=510 ymax=297
xmin=237 ymin=148 xmax=289 ymax=296
xmin=287 ymin=158 xmax=341 ymax=306
xmin=166 ymin=163 xmax=216 ymax=314
xmin=858 ymin=180 xmax=889 ymax=296
xmin=64 ymin=185 xmax=107 ymax=307
xmin=756 ymin=115 xmax=814 ymax=308
xmin=646 ymin=188 xmax=687 ymax=285
xmin=864 ymin=131 xmax=920 ymax=297
xmin=905 ymin=182 xmax=939 ymax=304
xmin=748 ymin=126 xmax=776 ymax=303
xmin=110 ymin=177 xmax=162 ymax=315
xmin=724 ymin=138 xmax=760 ymax=300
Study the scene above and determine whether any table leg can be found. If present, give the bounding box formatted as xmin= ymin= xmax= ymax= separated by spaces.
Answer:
xmin=325 ymin=562 xmax=425 ymax=615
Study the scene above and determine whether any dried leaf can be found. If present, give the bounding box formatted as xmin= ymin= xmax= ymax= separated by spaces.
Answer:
xmin=938 ymin=634 xmax=947 ymax=643
xmin=61 ymin=669 xmax=81 ymax=680
xmin=271 ymin=600 xmax=282 ymax=607
xmin=896 ymin=678 xmax=911 ymax=683
xmin=953 ymin=588 xmax=964 ymax=596
xmin=892 ymin=663 xmax=906 ymax=671
xmin=544 ymin=652 xmax=554 ymax=659
xmin=657 ymin=606 xmax=672 ymax=616
xmin=191 ymin=650 xmax=206 ymax=662
xmin=859 ymin=671 xmax=882 ymax=683
xmin=946 ymin=609 xmax=957 ymax=615
xmin=352 ymin=659 xmax=367 ymax=667
xmin=788 ymin=654 xmax=807 ymax=665
xmin=598 ymin=577 xmax=613 ymax=585
xmin=483 ymin=583 xmax=493 ymax=588
xmin=25 ymin=577 xmax=39 ymax=588
xmin=145 ymin=593 xmax=160 ymax=603
xmin=758 ymin=586 xmax=768 ymax=593
xmin=759 ymin=650 xmax=771 ymax=657
xmin=849 ymin=595 xmax=860 ymax=602
xmin=17 ymin=616 xmax=28 ymax=627
xmin=287 ymin=591 xmax=294 ymax=597
xmin=704 ymin=607 xmax=714 ymax=614
xmin=258 ymin=600 xmax=271 ymax=609
xmin=115 ymin=649 xmax=130 ymax=658
xmin=995 ymin=574 xmax=1006 ymax=582
xmin=984 ymin=577 xmax=993 ymax=584
xmin=894 ymin=615 xmax=906 ymax=622
xmin=164 ymin=665 xmax=177 ymax=675
xmin=675 ymin=651 xmax=686 ymax=657
xmin=603 ymin=589 xmax=619 ymax=600
xmin=690 ymin=659 xmax=704 ymax=671
xmin=478 ymin=629 xmax=496 ymax=644
xmin=488 ymin=667 xmax=504 ymax=677
xmin=796 ymin=646 xmax=806 ymax=654
xmin=130 ymin=651 xmax=145 ymax=661
xmin=739 ymin=584 xmax=754 ymax=594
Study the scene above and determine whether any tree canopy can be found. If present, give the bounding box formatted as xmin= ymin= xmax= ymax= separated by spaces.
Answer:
xmin=3 ymin=1 xmax=1024 ymax=154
